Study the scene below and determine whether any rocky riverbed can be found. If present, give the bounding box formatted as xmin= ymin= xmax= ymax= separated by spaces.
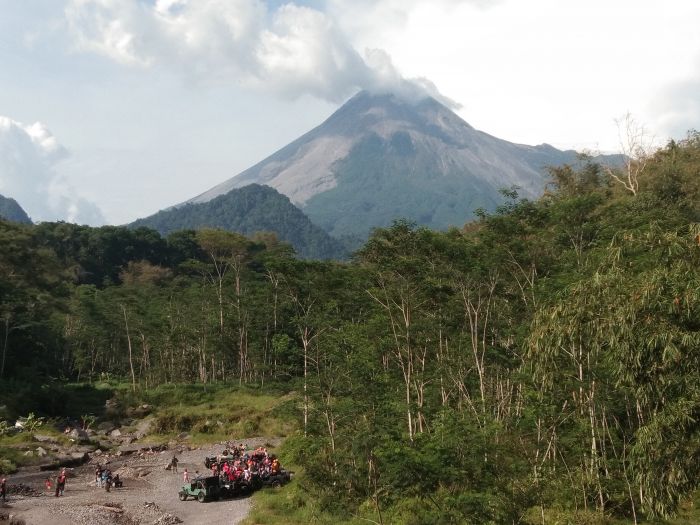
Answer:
xmin=1 ymin=437 xmax=281 ymax=525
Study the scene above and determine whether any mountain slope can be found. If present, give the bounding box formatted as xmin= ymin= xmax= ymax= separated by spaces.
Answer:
xmin=187 ymin=91 xmax=619 ymax=237
xmin=131 ymin=184 xmax=346 ymax=259
xmin=0 ymin=194 xmax=31 ymax=224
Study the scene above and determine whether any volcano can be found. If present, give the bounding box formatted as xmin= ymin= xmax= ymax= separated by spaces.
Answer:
xmin=186 ymin=91 xmax=611 ymax=239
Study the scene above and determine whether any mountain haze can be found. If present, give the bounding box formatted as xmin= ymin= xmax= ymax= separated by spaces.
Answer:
xmin=131 ymin=184 xmax=346 ymax=259
xmin=188 ymin=91 xmax=614 ymax=237
xmin=0 ymin=194 xmax=31 ymax=224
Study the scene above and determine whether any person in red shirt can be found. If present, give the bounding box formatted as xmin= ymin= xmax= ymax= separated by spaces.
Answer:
xmin=56 ymin=469 xmax=67 ymax=497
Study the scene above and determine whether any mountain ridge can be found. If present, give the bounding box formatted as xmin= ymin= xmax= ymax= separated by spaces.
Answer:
xmin=0 ymin=194 xmax=32 ymax=224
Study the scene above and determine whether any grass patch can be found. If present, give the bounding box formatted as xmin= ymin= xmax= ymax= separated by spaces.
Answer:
xmin=0 ymin=428 xmax=74 ymax=471
xmin=115 ymin=382 xmax=297 ymax=444
xmin=241 ymin=470 xmax=366 ymax=525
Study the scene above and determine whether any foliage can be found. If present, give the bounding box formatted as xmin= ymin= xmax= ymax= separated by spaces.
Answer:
xmin=18 ymin=412 xmax=44 ymax=433
xmin=130 ymin=184 xmax=347 ymax=260
xmin=3 ymin=136 xmax=700 ymax=522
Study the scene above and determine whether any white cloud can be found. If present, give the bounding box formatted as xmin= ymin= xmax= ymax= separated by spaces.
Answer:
xmin=0 ymin=116 xmax=104 ymax=225
xmin=64 ymin=0 xmax=461 ymax=103
xmin=653 ymin=51 xmax=700 ymax=141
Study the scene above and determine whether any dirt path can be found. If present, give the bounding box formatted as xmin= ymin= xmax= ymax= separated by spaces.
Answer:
xmin=2 ymin=440 xmax=279 ymax=525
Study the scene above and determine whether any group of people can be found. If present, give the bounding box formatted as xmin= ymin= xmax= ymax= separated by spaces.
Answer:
xmin=205 ymin=445 xmax=283 ymax=486
xmin=94 ymin=465 xmax=122 ymax=491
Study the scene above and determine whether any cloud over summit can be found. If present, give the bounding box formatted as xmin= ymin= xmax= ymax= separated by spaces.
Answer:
xmin=0 ymin=116 xmax=104 ymax=225
xmin=65 ymin=0 xmax=455 ymax=105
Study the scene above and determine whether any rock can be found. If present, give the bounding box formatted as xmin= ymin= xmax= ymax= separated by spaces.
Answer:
xmin=129 ymin=404 xmax=153 ymax=418
xmin=97 ymin=421 xmax=116 ymax=433
xmin=99 ymin=440 xmax=112 ymax=450
xmin=109 ymin=428 xmax=122 ymax=438
xmin=118 ymin=443 xmax=147 ymax=455
xmin=93 ymin=449 xmax=103 ymax=456
xmin=176 ymin=432 xmax=189 ymax=441
xmin=69 ymin=428 xmax=89 ymax=442
xmin=33 ymin=434 xmax=58 ymax=443
xmin=71 ymin=452 xmax=89 ymax=462
xmin=74 ymin=444 xmax=97 ymax=453
xmin=23 ymin=450 xmax=34 ymax=457
xmin=135 ymin=418 xmax=153 ymax=439
xmin=35 ymin=446 xmax=48 ymax=457
xmin=153 ymin=512 xmax=182 ymax=524
xmin=38 ymin=453 xmax=88 ymax=470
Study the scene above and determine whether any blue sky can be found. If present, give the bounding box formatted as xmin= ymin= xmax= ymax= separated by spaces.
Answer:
xmin=1 ymin=0 xmax=699 ymax=224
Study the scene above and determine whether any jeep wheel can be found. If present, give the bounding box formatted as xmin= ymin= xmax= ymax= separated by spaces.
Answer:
xmin=178 ymin=492 xmax=187 ymax=501
xmin=197 ymin=492 xmax=206 ymax=503
xmin=271 ymin=480 xmax=282 ymax=489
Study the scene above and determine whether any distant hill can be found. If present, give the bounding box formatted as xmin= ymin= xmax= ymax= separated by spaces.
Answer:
xmin=186 ymin=90 xmax=623 ymax=238
xmin=131 ymin=184 xmax=346 ymax=259
xmin=0 ymin=194 xmax=31 ymax=224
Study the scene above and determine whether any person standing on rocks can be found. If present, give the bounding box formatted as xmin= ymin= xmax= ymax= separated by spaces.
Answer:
xmin=55 ymin=469 xmax=67 ymax=497
xmin=1 ymin=477 xmax=7 ymax=502
xmin=170 ymin=456 xmax=179 ymax=474
xmin=182 ymin=469 xmax=190 ymax=483
xmin=104 ymin=469 xmax=113 ymax=492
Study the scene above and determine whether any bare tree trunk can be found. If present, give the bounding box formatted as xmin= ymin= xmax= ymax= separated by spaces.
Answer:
xmin=121 ymin=305 xmax=136 ymax=392
xmin=301 ymin=327 xmax=311 ymax=436
xmin=1 ymin=315 xmax=9 ymax=379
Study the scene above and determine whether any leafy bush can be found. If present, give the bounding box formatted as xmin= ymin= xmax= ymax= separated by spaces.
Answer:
xmin=0 ymin=458 xmax=17 ymax=474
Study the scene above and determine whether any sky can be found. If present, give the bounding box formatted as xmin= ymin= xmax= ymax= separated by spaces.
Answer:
xmin=1 ymin=0 xmax=699 ymax=225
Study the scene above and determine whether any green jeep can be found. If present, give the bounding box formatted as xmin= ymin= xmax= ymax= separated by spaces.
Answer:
xmin=178 ymin=475 xmax=220 ymax=502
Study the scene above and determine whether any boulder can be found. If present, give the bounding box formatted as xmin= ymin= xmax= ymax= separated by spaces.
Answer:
xmin=93 ymin=449 xmax=103 ymax=456
xmin=69 ymin=428 xmax=89 ymax=442
xmin=71 ymin=452 xmax=89 ymax=462
xmin=118 ymin=443 xmax=147 ymax=455
xmin=109 ymin=429 xmax=122 ymax=438
xmin=74 ymin=444 xmax=97 ymax=453
xmin=35 ymin=446 xmax=48 ymax=457
xmin=97 ymin=421 xmax=116 ymax=433
xmin=134 ymin=418 xmax=153 ymax=439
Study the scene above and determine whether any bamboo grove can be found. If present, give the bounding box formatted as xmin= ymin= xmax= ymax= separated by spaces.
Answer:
xmin=1 ymin=133 xmax=700 ymax=523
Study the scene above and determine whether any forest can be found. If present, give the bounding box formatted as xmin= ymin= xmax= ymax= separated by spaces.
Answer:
xmin=1 ymin=133 xmax=699 ymax=524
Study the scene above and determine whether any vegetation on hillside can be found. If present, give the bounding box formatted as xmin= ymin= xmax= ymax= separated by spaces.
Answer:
xmin=1 ymin=133 xmax=700 ymax=523
xmin=130 ymin=183 xmax=347 ymax=260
